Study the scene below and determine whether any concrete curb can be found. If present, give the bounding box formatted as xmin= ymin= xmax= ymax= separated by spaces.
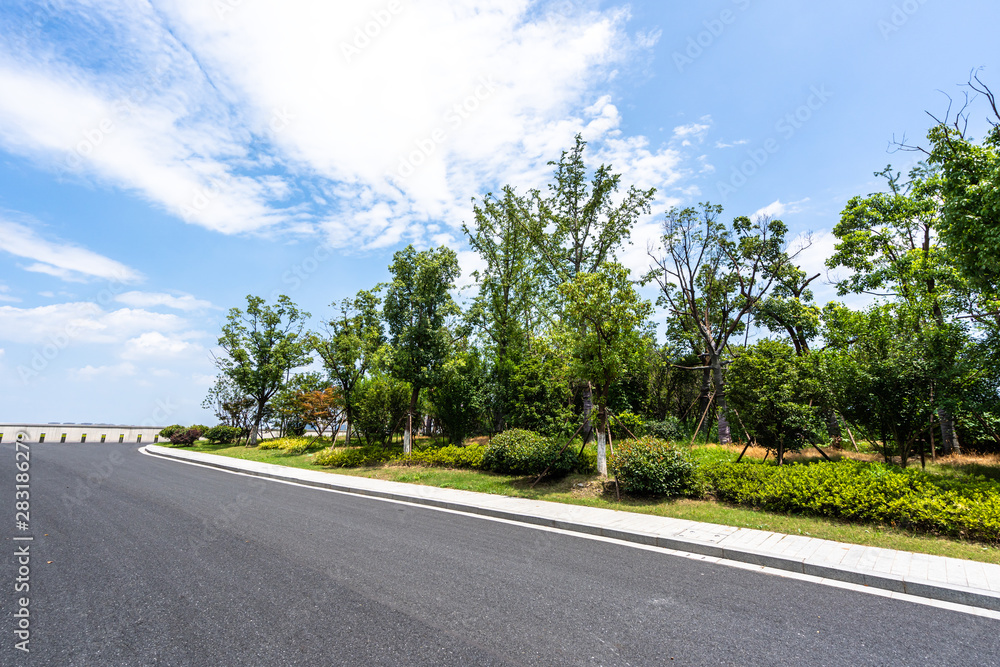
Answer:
xmin=141 ymin=444 xmax=1000 ymax=613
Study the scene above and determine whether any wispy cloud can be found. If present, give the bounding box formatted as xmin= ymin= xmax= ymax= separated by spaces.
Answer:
xmin=0 ymin=1 xmax=699 ymax=252
xmin=115 ymin=291 xmax=215 ymax=312
xmin=0 ymin=215 xmax=142 ymax=283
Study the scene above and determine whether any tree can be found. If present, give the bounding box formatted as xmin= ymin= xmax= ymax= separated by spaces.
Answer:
xmin=531 ymin=134 xmax=656 ymax=441
xmin=924 ymin=73 xmax=1000 ymax=303
xmin=463 ymin=186 xmax=543 ymax=432
xmin=428 ymin=347 xmax=487 ymax=445
xmin=727 ymin=339 xmax=826 ymax=463
xmin=384 ymin=245 xmax=461 ymax=454
xmin=271 ymin=371 xmax=326 ymax=436
xmin=202 ymin=375 xmax=255 ymax=442
xmin=828 ymin=164 xmax=969 ymax=452
xmin=312 ymin=287 xmax=385 ymax=445
xmin=215 ymin=295 xmax=312 ymax=445
xmin=298 ymin=387 xmax=346 ymax=442
xmin=560 ymin=262 xmax=653 ymax=474
xmin=648 ymin=204 xmax=796 ymax=445
xmin=351 ymin=373 xmax=412 ymax=446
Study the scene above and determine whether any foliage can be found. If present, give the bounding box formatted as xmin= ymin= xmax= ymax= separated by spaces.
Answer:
xmin=351 ymin=373 xmax=411 ymax=446
xmin=202 ymin=375 xmax=256 ymax=441
xmin=608 ymin=411 xmax=646 ymax=440
xmin=169 ymin=426 xmax=205 ymax=446
xmin=408 ymin=444 xmax=486 ymax=469
xmin=429 ymin=349 xmax=488 ymax=445
xmin=727 ymin=339 xmax=827 ymax=454
xmin=297 ymin=387 xmax=346 ymax=440
xmin=159 ymin=424 xmax=185 ymax=439
xmin=703 ymin=459 xmax=1000 ymax=543
xmin=258 ymin=436 xmax=326 ymax=455
xmin=644 ymin=416 xmax=685 ymax=442
xmin=480 ymin=429 xmax=576 ymax=476
xmin=204 ymin=425 xmax=241 ymax=444
xmin=215 ymin=294 xmax=312 ymax=444
xmin=504 ymin=335 xmax=574 ymax=437
xmin=384 ymin=244 xmax=462 ymax=451
xmin=647 ymin=203 xmax=796 ymax=444
xmin=608 ymin=436 xmax=697 ymax=497
xmin=311 ymin=287 xmax=386 ymax=445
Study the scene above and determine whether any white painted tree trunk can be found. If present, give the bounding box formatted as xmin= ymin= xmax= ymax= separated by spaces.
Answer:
xmin=403 ymin=413 xmax=412 ymax=455
xmin=597 ymin=428 xmax=607 ymax=476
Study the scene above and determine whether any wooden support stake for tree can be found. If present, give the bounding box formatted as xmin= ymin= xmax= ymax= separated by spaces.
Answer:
xmin=735 ymin=440 xmax=753 ymax=463
xmin=839 ymin=414 xmax=860 ymax=452
xmin=531 ymin=419 xmax=587 ymax=489
xmin=811 ymin=442 xmax=832 ymax=461
xmin=929 ymin=419 xmax=937 ymax=462
xmin=973 ymin=411 xmax=1000 ymax=448
xmin=689 ymin=393 xmax=715 ymax=446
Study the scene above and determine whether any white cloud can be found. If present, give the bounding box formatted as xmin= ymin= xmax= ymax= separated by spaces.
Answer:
xmin=752 ymin=198 xmax=810 ymax=221
xmin=0 ymin=285 xmax=19 ymax=303
xmin=115 ymin=291 xmax=215 ymax=311
xmin=0 ymin=303 xmax=189 ymax=345
xmin=70 ymin=362 xmax=137 ymax=380
xmin=0 ymin=215 xmax=142 ymax=283
xmin=0 ymin=1 xmax=697 ymax=252
xmin=121 ymin=331 xmax=201 ymax=360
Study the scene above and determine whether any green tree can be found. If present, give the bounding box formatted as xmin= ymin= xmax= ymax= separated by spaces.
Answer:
xmin=531 ymin=134 xmax=656 ymax=440
xmin=215 ymin=295 xmax=312 ymax=445
xmin=384 ymin=245 xmax=461 ymax=454
xmin=428 ymin=347 xmax=487 ymax=445
xmin=560 ymin=262 xmax=653 ymax=474
xmin=925 ymin=74 xmax=1000 ymax=305
xmin=463 ymin=186 xmax=543 ymax=432
xmin=648 ymin=204 xmax=795 ymax=445
xmin=351 ymin=373 xmax=411 ymax=446
xmin=312 ymin=287 xmax=386 ymax=445
xmin=828 ymin=164 xmax=969 ymax=452
xmin=727 ymin=339 xmax=826 ymax=463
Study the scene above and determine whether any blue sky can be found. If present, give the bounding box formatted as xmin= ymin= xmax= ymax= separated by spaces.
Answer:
xmin=0 ymin=0 xmax=996 ymax=426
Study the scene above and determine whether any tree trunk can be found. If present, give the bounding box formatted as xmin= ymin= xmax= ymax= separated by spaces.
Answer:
xmin=404 ymin=386 xmax=419 ymax=455
xmin=581 ymin=382 xmax=595 ymax=445
xmin=938 ymin=408 xmax=961 ymax=455
xmin=698 ymin=366 xmax=711 ymax=427
xmin=711 ymin=356 xmax=732 ymax=445
xmin=824 ymin=408 xmax=842 ymax=445
xmin=596 ymin=396 xmax=608 ymax=476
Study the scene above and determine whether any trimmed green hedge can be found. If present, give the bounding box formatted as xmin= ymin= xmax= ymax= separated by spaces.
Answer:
xmin=480 ymin=429 xmax=577 ymax=476
xmin=609 ymin=436 xmax=696 ymax=496
xmin=703 ymin=460 xmax=1000 ymax=543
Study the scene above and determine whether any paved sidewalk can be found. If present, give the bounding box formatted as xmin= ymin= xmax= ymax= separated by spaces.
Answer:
xmin=143 ymin=444 xmax=1000 ymax=615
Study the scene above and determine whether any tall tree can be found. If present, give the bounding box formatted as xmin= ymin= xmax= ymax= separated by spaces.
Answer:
xmin=384 ymin=245 xmax=461 ymax=454
xmin=311 ymin=287 xmax=385 ymax=445
xmin=463 ymin=186 xmax=543 ymax=431
xmin=215 ymin=295 xmax=312 ymax=445
xmin=648 ymin=204 xmax=795 ymax=445
xmin=828 ymin=164 xmax=969 ymax=452
xmin=531 ymin=134 xmax=656 ymax=440
xmin=560 ymin=262 xmax=653 ymax=474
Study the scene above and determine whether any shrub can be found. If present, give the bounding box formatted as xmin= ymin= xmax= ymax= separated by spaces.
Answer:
xmin=644 ymin=416 xmax=685 ymax=442
xmin=169 ymin=427 xmax=205 ymax=446
xmin=315 ymin=446 xmax=397 ymax=468
xmin=609 ymin=436 xmax=696 ymax=496
xmin=159 ymin=424 xmax=185 ymax=439
xmin=409 ymin=444 xmax=486 ymax=469
xmin=609 ymin=411 xmax=645 ymax=440
xmin=480 ymin=429 xmax=576 ymax=476
xmin=256 ymin=436 xmax=319 ymax=454
xmin=352 ymin=375 xmax=412 ymax=446
xmin=204 ymin=425 xmax=241 ymax=444
xmin=703 ymin=460 xmax=1000 ymax=543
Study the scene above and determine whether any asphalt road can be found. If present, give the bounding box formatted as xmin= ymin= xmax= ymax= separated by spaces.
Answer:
xmin=0 ymin=441 xmax=996 ymax=666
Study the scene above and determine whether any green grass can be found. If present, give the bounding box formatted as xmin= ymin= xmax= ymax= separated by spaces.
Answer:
xmin=169 ymin=439 xmax=1000 ymax=565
